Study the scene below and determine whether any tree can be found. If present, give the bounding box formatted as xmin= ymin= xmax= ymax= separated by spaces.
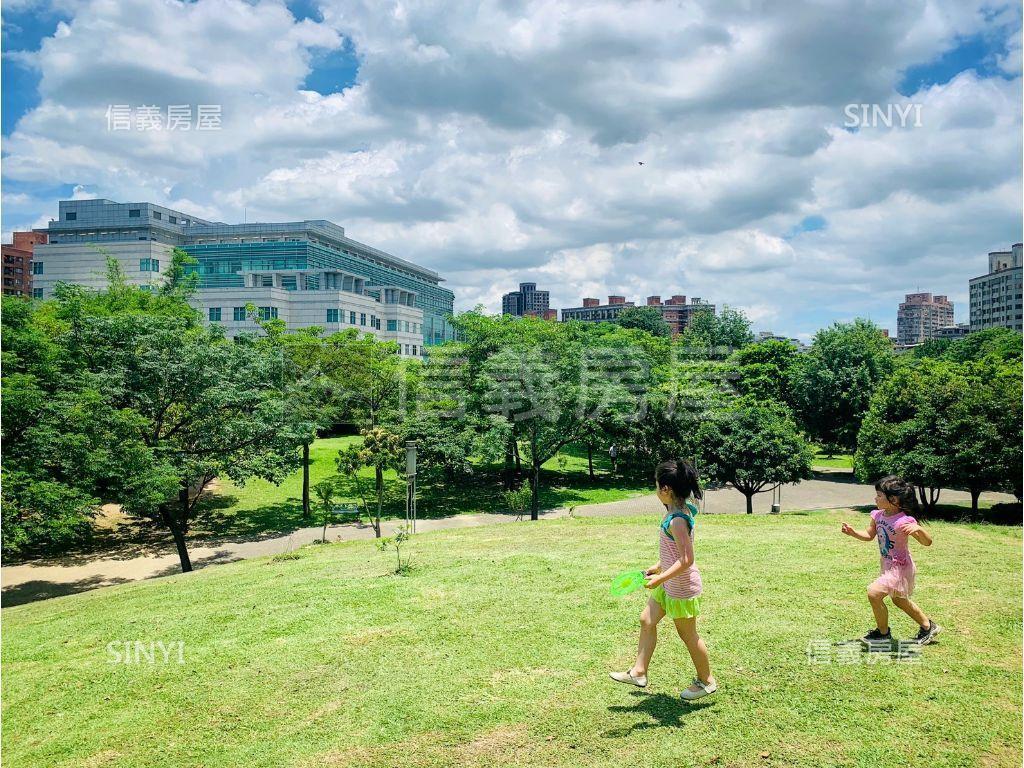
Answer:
xmin=695 ymin=401 xmax=813 ymax=514
xmin=679 ymin=305 xmax=754 ymax=357
xmin=314 ymin=479 xmax=338 ymax=543
xmin=324 ymin=330 xmax=406 ymax=428
xmin=616 ymin=306 xmax=671 ymax=337
xmin=730 ymin=339 xmax=800 ymax=405
xmin=789 ymin=319 xmax=893 ymax=455
xmin=856 ymin=358 xmax=1023 ymax=514
xmin=336 ymin=427 xmax=404 ymax=537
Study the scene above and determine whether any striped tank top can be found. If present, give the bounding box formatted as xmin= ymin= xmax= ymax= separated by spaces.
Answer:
xmin=658 ymin=502 xmax=703 ymax=600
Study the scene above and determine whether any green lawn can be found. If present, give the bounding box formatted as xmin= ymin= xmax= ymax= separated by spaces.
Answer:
xmin=3 ymin=511 xmax=1020 ymax=767
xmin=196 ymin=437 xmax=648 ymax=539
xmin=810 ymin=445 xmax=855 ymax=470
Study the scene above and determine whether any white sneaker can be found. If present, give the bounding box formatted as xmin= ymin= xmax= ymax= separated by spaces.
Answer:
xmin=680 ymin=677 xmax=717 ymax=701
xmin=609 ymin=670 xmax=648 ymax=688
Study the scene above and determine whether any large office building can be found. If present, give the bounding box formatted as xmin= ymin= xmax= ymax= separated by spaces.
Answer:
xmin=502 ymin=282 xmax=550 ymax=316
xmin=31 ymin=199 xmax=456 ymax=355
xmin=2 ymin=231 xmax=47 ymax=297
xmin=969 ymin=243 xmax=1022 ymax=333
xmin=560 ymin=294 xmax=714 ymax=332
xmin=896 ymin=292 xmax=954 ymax=345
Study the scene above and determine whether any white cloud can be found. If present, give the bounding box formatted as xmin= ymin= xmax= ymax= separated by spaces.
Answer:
xmin=2 ymin=0 xmax=1021 ymax=335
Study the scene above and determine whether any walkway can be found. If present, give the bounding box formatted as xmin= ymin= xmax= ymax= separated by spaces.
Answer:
xmin=2 ymin=471 xmax=1014 ymax=606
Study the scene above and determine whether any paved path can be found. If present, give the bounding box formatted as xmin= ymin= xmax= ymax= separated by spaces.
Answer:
xmin=2 ymin=470 xmax=1014 ymax=607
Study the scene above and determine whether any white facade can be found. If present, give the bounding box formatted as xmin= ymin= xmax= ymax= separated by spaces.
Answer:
xmin=193 ymin=279 xmax=426 ymax=357
xmin=31 ymin=241 xmax=173 ymax=298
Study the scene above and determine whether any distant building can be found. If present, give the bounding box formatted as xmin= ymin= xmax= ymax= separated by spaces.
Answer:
xmin=30 ymin=199 xmax=455 ymax=356
xmin=756 ymin=330 xmax=809 ymax=352
xmin=642 ymin=295 xmax=716 ymax=334
xmin=561 ymin=295 xmax=635 ymax=323
xmin=896 ymin=292 xmax=954 ymax=345
xmin=935 ymin=323 xmax=970 ymax=340
xmin=969 ymin=243 xmax=1022 ymax=333
xmin=2 ymin=231 xmax=47 ymax=297
xmin=561 ymin=293 xmax=715 ymax=332
xmin=502 ymin=282 xmax=550 ymax=316
xmin=523 ymin=308 xmax=558 ymax=321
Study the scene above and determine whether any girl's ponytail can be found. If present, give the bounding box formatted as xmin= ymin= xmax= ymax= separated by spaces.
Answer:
xmin=874 ymin=475 xmax=921 ymax=516
xmin=655 ymin=458 xmax=703 ymax=502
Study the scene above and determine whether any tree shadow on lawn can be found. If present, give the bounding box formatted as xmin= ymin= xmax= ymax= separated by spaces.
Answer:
xmin=1 ymin=574 xmax=135 ymax=607
xmin=603 ymin=690 xmax=714 ymax=736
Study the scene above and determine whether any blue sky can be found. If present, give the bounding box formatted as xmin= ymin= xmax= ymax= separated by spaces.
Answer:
xmin=2 ymin=0 xmax=1021 ymax=338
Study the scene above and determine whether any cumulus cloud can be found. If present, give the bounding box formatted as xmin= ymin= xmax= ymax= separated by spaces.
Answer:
xmin=1 ymin=0 xmax=1021 ymax=337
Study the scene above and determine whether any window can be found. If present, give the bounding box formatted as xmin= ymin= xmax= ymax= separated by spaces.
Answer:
xmin=258 ymin=306 xmax=278 ymax=321
xmin=233 ymin=307 xmax=247 ymax=321
xmin=209 ymin=307 xmax=222 ymax=322
xmin=32 ymin=288 xmax=43 ymax=299
xmin=404 ymin=321 xmax=410 ymax=333
xmin=327 ymin=308 xmax=340 ymax=323
xmin=32 ymin=262 xmax=43 ymax=275
xmin=262 ymin=275 xmax=274 ymax=287
xmin=151 ymin=259 xmax=159 ymax=272
xmin=168 ymin=216 xmax=177 ymax=224
xmin=404 ymin=344 xmax=410 ymax=355
xmin=360 ymin=313 xmax=366 ymax=326
xmin=153 ymin=211 xmax=162 ymax=220
xmin=66 ymin=212 xmax=77 ymax=221
xmin=349 ymin=311 xmax=356 ymax=324
xmin=129 ymin=209 xmax=141 ymax=218
xmin=370 ymin=315 xmax=376 ymax=329
xmin=412 ymin=345 xmax=418 ymax=356
xmin=387 ymin=319 xmax=397 ymax=332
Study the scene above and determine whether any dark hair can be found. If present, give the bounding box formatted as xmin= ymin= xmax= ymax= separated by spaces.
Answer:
xmin=874 ymin=475 xmax=920 ymax=515
xmin=655 ymin=459 xmax=703 ymax=501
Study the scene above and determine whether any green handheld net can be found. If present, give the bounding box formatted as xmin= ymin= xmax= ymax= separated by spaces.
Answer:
xmin=609 ymin=570 xmax=646 ymax=597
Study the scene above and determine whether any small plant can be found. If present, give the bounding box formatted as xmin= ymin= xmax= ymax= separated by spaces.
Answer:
xmin=502 ymin=485 xmax=532 ymax=521
xmin=269 ymin=552 xmax=303 ymax=563
xmin=314 ymin=479 xmax=338 ymax=543
xmin=376 ymin=524 xmax=412 ymax=575
xmin=555 ymin=454 xmax=569 ymax=473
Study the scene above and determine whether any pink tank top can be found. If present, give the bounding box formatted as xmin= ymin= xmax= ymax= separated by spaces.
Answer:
xmin=659 ymin=506 xmax=703 ymax=599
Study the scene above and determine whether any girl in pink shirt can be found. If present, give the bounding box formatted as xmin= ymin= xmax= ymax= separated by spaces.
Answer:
xmin=841 ymin=475 xmax=941 ymax=646
xmin=610 ymin=459 xmax=717 ymax=702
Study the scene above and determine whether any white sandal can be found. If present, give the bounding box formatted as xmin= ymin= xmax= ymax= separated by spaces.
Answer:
xmin=680 ymin=677 xmax=717 ymax=701
xmin=609 ymin=670 xmax=648 ymax=688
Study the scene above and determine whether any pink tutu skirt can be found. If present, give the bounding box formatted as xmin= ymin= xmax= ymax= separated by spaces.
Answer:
xmin=870 ymin=563 xmax=916 ymax=598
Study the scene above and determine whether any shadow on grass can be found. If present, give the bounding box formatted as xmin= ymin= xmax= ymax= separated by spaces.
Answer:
xmin=603 ymin=690 xmax=713 ymax=736
xmin=1 ymin=574 xmax=135 ymax=607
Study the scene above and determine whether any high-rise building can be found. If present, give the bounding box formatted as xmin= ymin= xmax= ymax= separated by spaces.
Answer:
xmin=896 ymin=292 xmax=954 ymax=345
xmin=2 ymin=231 xmax=47 ymax=297
xmin=642 ymin=295 xmax=716 ymax=333
xmin=502 ymin=282 xmax=550 ymax=316
xmin=969 ymin=243 xmax=1022 ymax=333
xmin=560 ymin=293 xmax=715 ymax=332
xmin=31 ymin=199 xmax=456 ymax=356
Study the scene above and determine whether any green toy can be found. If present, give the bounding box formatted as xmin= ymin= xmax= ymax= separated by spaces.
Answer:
xmin=609 ymin=570 xmax=646 ymax=597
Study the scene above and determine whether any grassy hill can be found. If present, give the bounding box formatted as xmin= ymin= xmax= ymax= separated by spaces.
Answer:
xmin=3 ymin=511 xmax=1021 ymax=768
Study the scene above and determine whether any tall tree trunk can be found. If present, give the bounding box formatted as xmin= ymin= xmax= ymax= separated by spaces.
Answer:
xmin=374 ymin=465 xmax=384 ymax=537
xmin=503 ymin=439 xmax=515 ymax=490
xmin=530 ymin=462 xmax=540 ymax=521
xmin=164 ymin=488 xmax=194 ymax=573
xmin=513 ymin=440 xmax=522 ymax=474
xmin=745 ymin=491 xmax=754 ymax=515
xmin=969 ymin=488 xmax=981 ymax=515
xmin=302 ymin=441 xmax=311 ymax=520
xmin=587 ymin=444 xmax=594 ymax=480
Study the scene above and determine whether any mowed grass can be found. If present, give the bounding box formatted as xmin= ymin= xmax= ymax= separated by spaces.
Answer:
xmin=197 ymin=437 xmax=648 ymax=538
xmin=3 ymin=511 xmax=1020 ymax=768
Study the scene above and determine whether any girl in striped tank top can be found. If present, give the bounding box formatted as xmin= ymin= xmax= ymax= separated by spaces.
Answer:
xmin=610 ymin=459 xmax=717 ymax=701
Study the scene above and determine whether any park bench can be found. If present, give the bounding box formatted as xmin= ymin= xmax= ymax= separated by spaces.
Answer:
xmin=330 ymin=502 xmax=362 ymax=525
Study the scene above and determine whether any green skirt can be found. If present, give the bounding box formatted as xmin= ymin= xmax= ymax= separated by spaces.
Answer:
xmin=652 ymin=585 xmax=702 ymax=619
